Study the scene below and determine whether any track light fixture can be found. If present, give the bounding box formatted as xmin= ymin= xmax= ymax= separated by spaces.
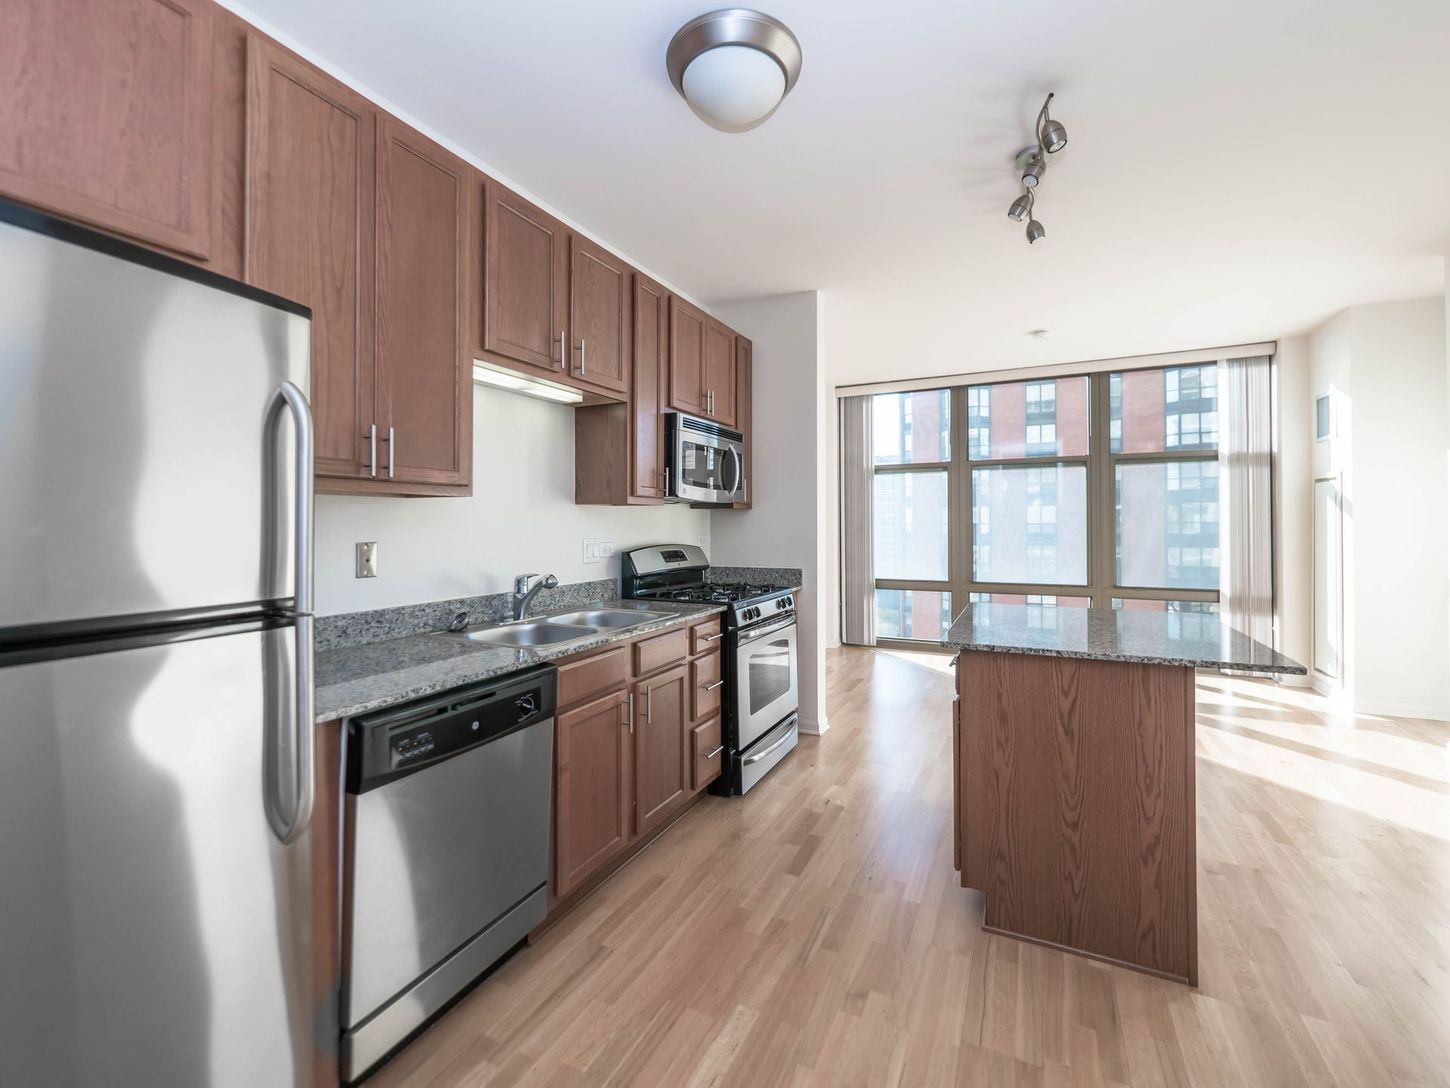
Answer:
xmin=1006 ymin=92 xmax=1069 ymax=246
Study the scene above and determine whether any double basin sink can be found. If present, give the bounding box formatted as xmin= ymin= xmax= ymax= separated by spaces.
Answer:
xmin=436 ymin=608 xmax=674 ymax=649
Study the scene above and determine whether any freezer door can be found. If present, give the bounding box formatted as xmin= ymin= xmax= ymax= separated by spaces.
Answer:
xmin=0 ymin=212 xmax=311 ymax=630
xmin=0 ymin=624 xmax=316 ymax=1088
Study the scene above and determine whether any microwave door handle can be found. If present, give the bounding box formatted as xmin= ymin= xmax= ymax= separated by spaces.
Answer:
xmin=725 ymin=446 xmax=742 ymax=498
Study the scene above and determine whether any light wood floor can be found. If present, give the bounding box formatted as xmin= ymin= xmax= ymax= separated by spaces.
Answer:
xmin=368 ymin=647 xmax=1450 ymax=1087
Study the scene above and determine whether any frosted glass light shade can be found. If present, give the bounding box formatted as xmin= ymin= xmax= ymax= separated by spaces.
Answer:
xmin=680 ymin=45 xmax=786 ymax=133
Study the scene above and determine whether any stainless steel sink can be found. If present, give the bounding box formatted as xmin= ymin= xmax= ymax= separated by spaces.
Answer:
xmin=454 ymin=622 xmax=599 ymax=647
xmin=546 ymin=609 xmax=671 ymax=629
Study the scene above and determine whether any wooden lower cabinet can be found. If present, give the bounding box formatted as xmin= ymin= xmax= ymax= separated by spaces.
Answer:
xmin=690 ymin=651 xmax=722 ymax=722
xmin=547 ymin=618 xmax=723 ymax=914
xmin=691 ymin=716 xmax=723 ymax=791
xmin=553 ymin=688 xmax=631 ymax=900
xmin=633 ymin=665 xmax=689 ymax=837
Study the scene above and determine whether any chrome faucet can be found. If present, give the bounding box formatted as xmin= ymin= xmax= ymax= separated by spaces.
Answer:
xmin=512 ymin=573 xmax=558 ymax=621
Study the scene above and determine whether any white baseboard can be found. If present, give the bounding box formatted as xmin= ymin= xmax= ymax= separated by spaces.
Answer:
xmin=1353 ymin=699 xmax=1450 ymax=723
xmin=798 ymin=715 xmax=829 ymax=736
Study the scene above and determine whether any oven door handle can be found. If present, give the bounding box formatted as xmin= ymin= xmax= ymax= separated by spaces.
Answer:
xmin=737 ymin=614 xmax=796 ymax=645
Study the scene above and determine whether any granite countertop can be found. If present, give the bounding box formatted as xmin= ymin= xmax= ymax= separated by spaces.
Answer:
xmin=315 ymin=599 xmax=724 ymax=722
xmin=942 ymin=602 xmax=1307 ymax=674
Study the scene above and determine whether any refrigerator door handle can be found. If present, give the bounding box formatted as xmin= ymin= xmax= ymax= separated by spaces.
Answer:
xmin=272 ymin=381 xmax=315 ymax=844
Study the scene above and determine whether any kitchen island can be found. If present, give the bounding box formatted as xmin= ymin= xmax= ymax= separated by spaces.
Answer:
xmin=943 ymin=603 xmax=1306 ymax=985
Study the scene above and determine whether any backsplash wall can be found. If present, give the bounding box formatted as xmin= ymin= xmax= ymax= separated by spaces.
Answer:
xmin=314 ymin=385 xmax=711 ymax=615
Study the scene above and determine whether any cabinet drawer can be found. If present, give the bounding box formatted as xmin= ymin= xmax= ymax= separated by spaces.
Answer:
xmin=689 ymin=616 xmax=724 ymax=656
xmin=633 ymin=627 xmax=688 ymax=677
xmin=691 ymin=651 xmax=723 ymax=722
xmin=557 ymin=646 xmax=628 ymax=707
xmin=691 ymin=716 xmax=723 ymax=791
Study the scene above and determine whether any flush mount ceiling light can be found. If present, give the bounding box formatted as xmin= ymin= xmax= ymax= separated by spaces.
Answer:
xmin=666 ymin=9 xmax=803 ymax=133
xmin=1005 ymin=92 xmax=1069 ymax=246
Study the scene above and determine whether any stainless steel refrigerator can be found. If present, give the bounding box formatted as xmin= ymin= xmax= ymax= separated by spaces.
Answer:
xmin=0 ymin=200 xmax=320 ymax=1087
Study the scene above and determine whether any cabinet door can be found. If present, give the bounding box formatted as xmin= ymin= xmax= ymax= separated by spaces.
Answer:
xmin=631 ymin=275 xmax=669 ymax=500
xmin=245 ymin=36 xmax=376 ymax=479
xmin=0 ymin=0 xmax=213 ymax=258
xmin=483 ymin=180 xmax=567 ymax=375
xmin=668 ymin=296 xmax=707 ymax=416
xmin=375 ymin=117 xmax=471 ymax=488
xmin=633 ymin=665 xmax=689 ymax=838
xmin=555 ymin=689 xmax=631 ymax=899
xmin=703 ymin=319 xmax=736 ymax=425
xmin=569 ymin=235 xmax=631 ymax=396
xmin=733 ymin=335 xmax=753 ymax=508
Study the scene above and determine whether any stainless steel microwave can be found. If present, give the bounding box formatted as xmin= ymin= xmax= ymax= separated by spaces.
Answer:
xmin=665 ymin=412 xmax=746 ymax=505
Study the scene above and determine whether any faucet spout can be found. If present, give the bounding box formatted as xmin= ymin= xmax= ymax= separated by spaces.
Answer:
xmin=512 ymin=573 xmax=558 ymax=621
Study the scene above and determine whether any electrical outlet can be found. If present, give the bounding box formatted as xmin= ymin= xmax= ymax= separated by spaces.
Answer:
xmin=355 ymin=541 xmax=379 ymax=578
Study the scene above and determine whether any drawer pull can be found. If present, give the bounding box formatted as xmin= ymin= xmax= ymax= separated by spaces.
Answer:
xmin=705 ymin=745 xmax=724 ymax=759
xmin=700 ymin=632 xmax=723 ymax=643
xmin=704 ymin=680 xmax=724 ymax=692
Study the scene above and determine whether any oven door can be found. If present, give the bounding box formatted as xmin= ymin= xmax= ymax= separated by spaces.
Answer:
xmin=734 ymin=615 xmax=799 ymax=751
xmin=669 ymin=416 xmax=744 ymax=504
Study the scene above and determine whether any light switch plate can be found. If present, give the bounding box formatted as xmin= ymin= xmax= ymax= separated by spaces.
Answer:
xmin=356 ymin=541 xmax=379 ymax=578
xmin=582 ymin=539 xmax=618 ymax=564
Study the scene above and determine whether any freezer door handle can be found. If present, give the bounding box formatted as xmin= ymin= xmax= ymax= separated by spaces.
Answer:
xmin=271 ymin=381 xmax=315 ymax=844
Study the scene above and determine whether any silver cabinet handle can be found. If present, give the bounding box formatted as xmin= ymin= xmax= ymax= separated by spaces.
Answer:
xmin=272 ymin=381 xmax=315 ymax=845
xmin=558 ymin=330 xmax=566 ymax=370
xmin=368 ymin=422 xmax=378 ymax=479
xmin=645 ymin=685 xmax=653 ymax=724
xmin=701 ymin=632 xmax=723 ymax=643
xmin=623 ymin=694 xmax=634 ymax=734
xmin=578 ymin=337 xmax=586 ymax=374
xmin=704 ymin=680 xmax=724 ymax=691
xmin=705 ymin=745 xmax=724 ymax=759
xmin=707 ymin=390 xmax=714 ymax=415
xmin=387 ymin=426 xmax=395 ymax=479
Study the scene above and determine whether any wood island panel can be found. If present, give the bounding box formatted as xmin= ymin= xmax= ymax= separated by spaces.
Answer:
xmin=958 ymin=649 xmax=1197 ymax=985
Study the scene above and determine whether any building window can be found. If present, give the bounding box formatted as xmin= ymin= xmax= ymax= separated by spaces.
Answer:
xmin=866 ymin=363 xmax=1227 ymax=643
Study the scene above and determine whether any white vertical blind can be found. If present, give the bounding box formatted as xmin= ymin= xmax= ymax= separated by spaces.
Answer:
xmin=1221 ymin=355 xmax=1275 ymax=671
xmin=840 ymin=396 xmax=875 ymax=645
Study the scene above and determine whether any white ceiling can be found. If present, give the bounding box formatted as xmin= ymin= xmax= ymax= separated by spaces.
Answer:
xmin=234 ymin=0 xmax=1450 ymax=386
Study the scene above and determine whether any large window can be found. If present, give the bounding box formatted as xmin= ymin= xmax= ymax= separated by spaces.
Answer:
xmin=869 ymin=365 xmax=1222 ymax=644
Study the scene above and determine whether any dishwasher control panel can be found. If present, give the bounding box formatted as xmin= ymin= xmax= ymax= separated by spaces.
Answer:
xmin=347 ymin=665 xmax=558 ymax=793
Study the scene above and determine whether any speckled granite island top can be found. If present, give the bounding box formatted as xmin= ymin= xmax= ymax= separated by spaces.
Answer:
xmin=942 ymin=602 xmax=1307 ymax=674
xmin=315 ymin=600 xmax=723 ymax=722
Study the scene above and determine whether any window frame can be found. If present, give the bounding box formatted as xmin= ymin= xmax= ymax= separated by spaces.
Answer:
xmin=868 ymin=369 xmax=1222 ymax=649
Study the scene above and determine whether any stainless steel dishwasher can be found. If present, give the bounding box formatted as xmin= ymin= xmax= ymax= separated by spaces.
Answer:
xmin=341 ymin=666 xmax=556 ymax=1082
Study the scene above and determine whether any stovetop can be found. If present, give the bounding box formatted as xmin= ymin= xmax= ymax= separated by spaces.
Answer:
xmin=636 ymin=582 xmax=791 ymax=605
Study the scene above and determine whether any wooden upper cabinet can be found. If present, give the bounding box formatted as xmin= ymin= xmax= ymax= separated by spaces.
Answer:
xmin=668 ymin=296 xmax=707 ymax=416
xmin=633 ymin=665 xmax=689 ymax=838
xmin=632 ymin=274 xmax=669 ymax=500
xmin=734 ymin=335 xmax=753 ymax=508
xmin=554 ymin=689 xmax=632 ymax=899
xmin=483 ymin=180 xmax=567 ymax=376
xmin=375 ymin=116 xmax=471 ymax=488
xmin=0 ymin=0 xmax=214 ymax=257
xmin=568 ymin=235 xmax=631 ymax=396
xmin=244 ymin=36 xmax=376 ymax=480
xmin=703 ymin=318 xmax=736 ymax=426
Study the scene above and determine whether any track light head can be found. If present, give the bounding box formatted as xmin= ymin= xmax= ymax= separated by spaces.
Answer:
xmin=1026 ymin=219 xmax=1045 ymax=245
xmin=1007 ymin=192 xmax=1033 ymax=222
xmin=1021 ymin=153 xmax=1045 ymax=188
xmin=1039 ymin=117 xmax=1067 ymax=154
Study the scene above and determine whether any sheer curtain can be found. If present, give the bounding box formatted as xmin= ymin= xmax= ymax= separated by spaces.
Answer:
xmin=840 ymin=396 xmax=875 ymax=645
xmin=1220 ymin=355 xmax=1274 ymax=671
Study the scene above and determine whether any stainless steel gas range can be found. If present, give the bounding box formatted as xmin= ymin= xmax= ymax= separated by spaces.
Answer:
xmin=622 ymin=545 xmax=799 ymax=794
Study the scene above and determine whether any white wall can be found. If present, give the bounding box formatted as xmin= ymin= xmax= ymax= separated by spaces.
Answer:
xmin=315 ymin=386 xmax=711 ymax=614
xmin=1306 ymin=297 xmax=1449 ymax=720
xmin=709 ymin=292 xmax=831 ymax=734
